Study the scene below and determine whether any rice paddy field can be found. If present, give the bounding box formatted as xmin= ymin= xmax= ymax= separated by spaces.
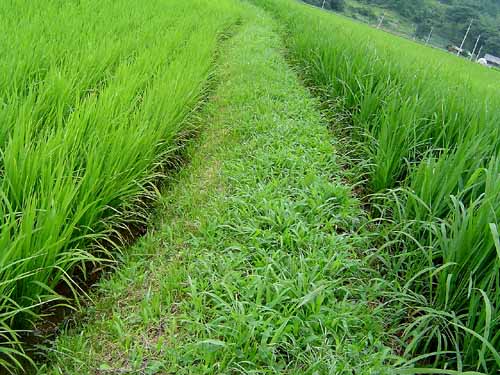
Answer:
xmin=252 ymin=0 xmax=500 ymax=372
xmin=0 ymin=0 xmax=241 ymax=370
xmin=1 ymin=0 xmax=499 ymax=373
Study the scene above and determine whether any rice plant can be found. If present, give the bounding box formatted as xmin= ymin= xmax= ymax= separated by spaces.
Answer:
xmin=250 ymin=0 xmax=500 ymax=372
xmin=0 ymin=0 xmax=241 ymax=371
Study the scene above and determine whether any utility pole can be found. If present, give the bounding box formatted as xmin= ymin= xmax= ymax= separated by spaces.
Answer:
xmin=457 ymin=19 xmax=473 ymax=56
xmin=377 ymin=13 xmax=385 ymax=29
xmin=476 ymin=45 xmax=483 ymax=61
xmin=470 ymin=34 xmax=481 ymax=60
xmin=425 ymin=27 xmax=433 ymax=45
xmin=321 ymin=0 xmax=326 ymax=9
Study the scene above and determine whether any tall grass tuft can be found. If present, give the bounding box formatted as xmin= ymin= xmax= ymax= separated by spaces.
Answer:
xmin=251 ymin=0 xmax=500 ymax=372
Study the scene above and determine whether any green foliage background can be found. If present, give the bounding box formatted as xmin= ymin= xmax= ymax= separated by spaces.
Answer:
xmin=303 ymin=0 xmax=500 ymax=56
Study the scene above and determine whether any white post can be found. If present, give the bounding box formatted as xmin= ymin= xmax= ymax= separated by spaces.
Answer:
xmin=458 ymin=19 xmax=473 ymax=56
xmin=476 ymin=45 xmax=483 ymax=61
xmin=321 ymin=0 xmax=327 ymax=9
xmin=470 ymin=34 xmax=481 ymax=60
xmin=425 ymin=27 xmax=433 ymax=45
xmin=377 ymin=13 xmax=385 ymax=29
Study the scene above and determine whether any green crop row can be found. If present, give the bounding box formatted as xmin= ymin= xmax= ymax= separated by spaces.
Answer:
xmin=251 ymin=0 xmax=500 ymax=373
xmin=0 ymin=0 xmax=241 ymax=370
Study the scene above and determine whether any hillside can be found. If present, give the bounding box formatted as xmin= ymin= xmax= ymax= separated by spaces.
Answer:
xmin=305 ymin=0 xmax=500 ymax=55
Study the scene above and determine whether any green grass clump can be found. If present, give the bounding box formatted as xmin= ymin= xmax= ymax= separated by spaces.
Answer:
xmin=0 ymin=0 xmax=241 ymax=370
xmin=250 ymin=0 xmax=500 ymax=372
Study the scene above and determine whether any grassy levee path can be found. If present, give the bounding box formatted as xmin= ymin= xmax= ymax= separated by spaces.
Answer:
xmin=42 ymin=7 xmax=395 ymax=374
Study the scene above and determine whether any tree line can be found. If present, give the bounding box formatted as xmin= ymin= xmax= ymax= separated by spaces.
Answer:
xmin=303 ymin=0 xmax=500 ymax=57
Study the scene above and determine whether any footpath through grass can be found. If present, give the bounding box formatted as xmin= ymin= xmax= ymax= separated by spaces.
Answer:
xmin=42 ymin=7 xmax=395 ymax=374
